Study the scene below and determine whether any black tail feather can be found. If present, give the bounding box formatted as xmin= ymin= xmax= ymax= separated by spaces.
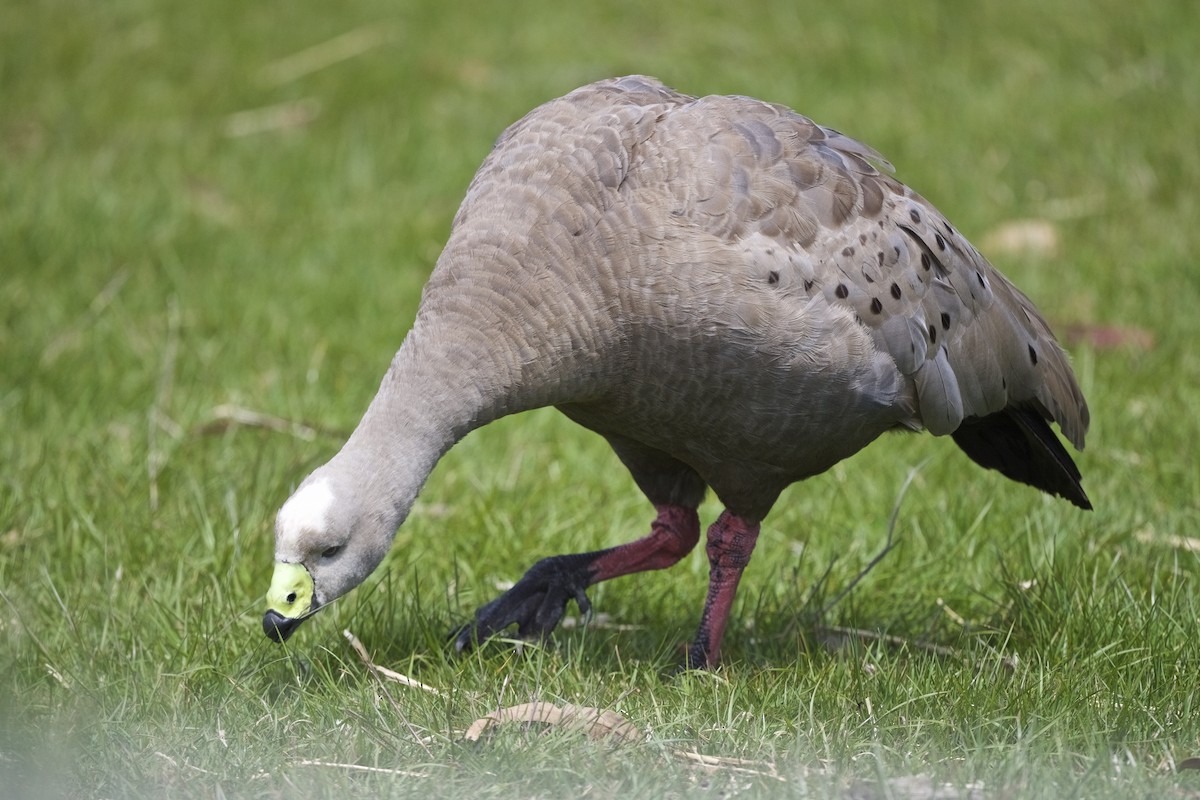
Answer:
xmin=950 ymin=407 xmax=1091 ymax=510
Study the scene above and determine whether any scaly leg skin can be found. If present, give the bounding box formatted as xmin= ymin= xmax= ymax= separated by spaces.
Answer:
xmin=453 ymin=504 xmax=700 ymax=651
xmin=682 ymin=510 xmax=761 ymax=670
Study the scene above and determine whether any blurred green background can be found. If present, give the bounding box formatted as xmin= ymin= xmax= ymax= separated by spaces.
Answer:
xmin=3 ymin=1 xmax=1198 ymax=797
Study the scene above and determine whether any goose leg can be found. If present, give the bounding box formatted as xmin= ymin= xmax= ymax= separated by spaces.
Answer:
xmin=683 ymin=510 xmax=760 ymax=669
xmin=453 ymin=504 xmax=700 ymax=650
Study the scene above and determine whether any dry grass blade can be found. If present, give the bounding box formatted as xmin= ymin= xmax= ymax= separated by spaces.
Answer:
xmin=1135 ymin=528 xmax=1200 ymax=553
xmin=224 ymin=98 xmax=321 ymax=138
xmin=558 ymin=612 xmax=644 ymax=631
xmin=148 ymin=297 xmax=181 ymax=512
xmin=816 ymin=624 xmax=1020 ymax=672
xmin=195 ymin=403 xmax=349 ymax=441
xmin=673 ymin=750 xmax=786 ymax=782
xmin=341 ymin=631 xmax=437 ymax=760
xmin=980 ymin=218 xmax=1059 ymax=258
xmin=464 ymin=702 xmax=642 ymax=744
xmin=817 ymin=624 xmax=959 ymax=659
xmin=848 ymin=773 xmax=986 ymax=799
xmin=186 ymin=178 xmax=242 ymax=225
xmin=296 ymin=762 xmax=432 ymax=777
xmin=816 ymin=462 xmax=922 ymax=621
xmin=259 ymin=24 xmax=398 ymax=86
xmin=40 ymin=269 xmax=130 ymax=365
xmin=343 ymin=630 xmax=444 ymax=696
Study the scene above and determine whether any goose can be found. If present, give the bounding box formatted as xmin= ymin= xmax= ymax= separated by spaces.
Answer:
xmin=262 ymin=75 xmax=1089 ymax=669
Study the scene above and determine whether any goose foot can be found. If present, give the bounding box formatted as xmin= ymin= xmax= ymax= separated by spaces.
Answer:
xmin=451 ymin=504 xmax=700 ymax=654
xmin=453 ymin=553 xmax=596 ymax=651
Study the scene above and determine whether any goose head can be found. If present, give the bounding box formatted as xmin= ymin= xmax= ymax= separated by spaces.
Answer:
xmin=262 ymin=471 xmax=395 ymax=641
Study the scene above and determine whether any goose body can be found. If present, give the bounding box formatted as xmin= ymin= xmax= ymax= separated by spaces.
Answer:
xmin=263 ymin=76 xmax=1089 ymax=667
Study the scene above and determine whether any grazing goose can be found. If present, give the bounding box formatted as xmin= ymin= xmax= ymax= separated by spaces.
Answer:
xmin=263 ymin=75 xmax=1089 ymax=668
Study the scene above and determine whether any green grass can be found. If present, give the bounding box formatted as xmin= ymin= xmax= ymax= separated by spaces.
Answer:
xmin=4 ymin=0 xmax=1200 ymax=796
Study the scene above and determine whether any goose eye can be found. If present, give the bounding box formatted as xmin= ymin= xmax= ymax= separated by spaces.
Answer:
xmin=321 ymin=546 xmax=342 ymax=559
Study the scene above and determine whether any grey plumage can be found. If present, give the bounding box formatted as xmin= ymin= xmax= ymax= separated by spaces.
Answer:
xmin=264 ymin=76 xmax=1090 ymax=660
xmin=425 ymin=74 xmax=1087 ymax=511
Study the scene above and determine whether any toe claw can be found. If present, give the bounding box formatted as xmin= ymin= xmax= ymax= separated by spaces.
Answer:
xmin=574 ymin=588 xmax=592 ymax=619
xmin=450 ymin=623 xmax=475 ymax=653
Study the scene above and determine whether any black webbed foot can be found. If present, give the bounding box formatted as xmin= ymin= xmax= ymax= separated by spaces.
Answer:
xmin=452 ymin=553 xmax=596 ymax=652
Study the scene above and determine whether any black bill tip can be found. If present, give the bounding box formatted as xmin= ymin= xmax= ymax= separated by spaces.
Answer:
xmin=263 ymin=609 xmax=305 ymax=643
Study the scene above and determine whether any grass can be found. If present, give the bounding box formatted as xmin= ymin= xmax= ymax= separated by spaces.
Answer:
xmin=3 ymin=0 xmax=1200 ymax=796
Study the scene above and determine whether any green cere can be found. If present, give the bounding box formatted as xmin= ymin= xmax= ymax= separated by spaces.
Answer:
xmin=266 ymin=561 xmax=314 ymax=619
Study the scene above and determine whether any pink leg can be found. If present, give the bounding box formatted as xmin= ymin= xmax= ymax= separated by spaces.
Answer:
xmin=684 ymin=510 xmax=761 ymax=669
xmin=590 ymin=504 xmax=700 ymax=581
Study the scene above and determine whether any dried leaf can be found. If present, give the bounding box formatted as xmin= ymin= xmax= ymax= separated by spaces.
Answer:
xmin=1177 ymin=757 xmax=1200 ymax=771
xmin=464 ymin=702 xmax=641 ymax=744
